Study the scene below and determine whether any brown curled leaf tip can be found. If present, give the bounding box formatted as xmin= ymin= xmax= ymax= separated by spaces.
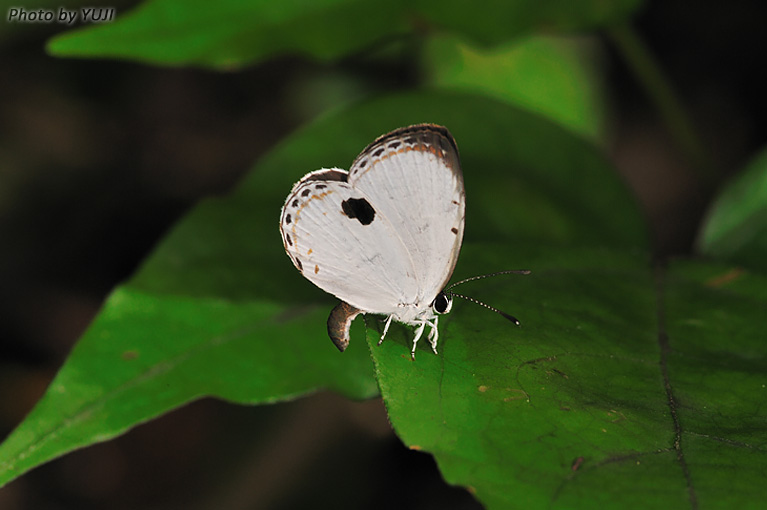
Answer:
xmin=327 ymin=301 xmax=362 ymax=352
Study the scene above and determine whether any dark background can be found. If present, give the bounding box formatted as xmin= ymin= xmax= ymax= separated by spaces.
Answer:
xmin=1 ymin=1 xmax=766 ymax=508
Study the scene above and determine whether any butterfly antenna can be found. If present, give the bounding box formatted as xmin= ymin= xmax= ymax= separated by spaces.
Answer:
xmin=448 ymin=292 xmax=521 ymax=325
xmin=446 ymin=270 xmax=530 ymax=291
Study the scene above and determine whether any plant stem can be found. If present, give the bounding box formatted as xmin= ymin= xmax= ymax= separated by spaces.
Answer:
xmin=606 ymin=22 xmax=716 ymax=188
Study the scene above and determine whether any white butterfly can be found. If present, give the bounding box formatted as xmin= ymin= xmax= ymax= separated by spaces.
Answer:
xmin=280 ymin=124 xmax=519 ymax=358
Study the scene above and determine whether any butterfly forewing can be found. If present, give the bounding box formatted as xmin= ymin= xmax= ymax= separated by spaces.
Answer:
xmin=349 ymin=125 xmax=465 ymax=304
xmin=280 ymin=124 xmax=465 ymax=316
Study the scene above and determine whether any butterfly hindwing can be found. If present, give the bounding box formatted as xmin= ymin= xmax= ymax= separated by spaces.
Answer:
xmin=280 ymin=169 xmax=418 ymax=314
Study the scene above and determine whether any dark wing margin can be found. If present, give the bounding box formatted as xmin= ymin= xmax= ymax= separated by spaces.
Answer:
xmin=355 ymin=123 xmax=459 ymax=162
xmin=349 ymin=123 xmax=461 ymax=180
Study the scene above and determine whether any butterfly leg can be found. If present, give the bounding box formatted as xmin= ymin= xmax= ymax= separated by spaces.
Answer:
xmin=427 ymin=316 xmax=439 ymax=354
xmin=378 ymin=314 xmax=394 ymax=345
xmin=410 ymin=321 xmax=427 ymax=359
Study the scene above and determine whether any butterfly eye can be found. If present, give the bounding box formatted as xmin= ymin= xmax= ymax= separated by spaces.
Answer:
xmin=432 ymin=292 xmax=453 ymax=314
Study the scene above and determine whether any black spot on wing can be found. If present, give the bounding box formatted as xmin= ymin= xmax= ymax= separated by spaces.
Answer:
xmin=341 ymin=198 xmax=375 ymax=225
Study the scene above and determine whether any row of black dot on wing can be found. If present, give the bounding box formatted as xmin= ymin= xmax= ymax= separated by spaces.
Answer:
xmin=282 ymin=179 xmax=335 ymax=273
xmin=350 ymin=124 xmax=457 ymax=178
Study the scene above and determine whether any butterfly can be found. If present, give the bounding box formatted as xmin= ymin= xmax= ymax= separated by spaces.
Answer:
xmin=280 ymin=124 xmax=525 ymax=358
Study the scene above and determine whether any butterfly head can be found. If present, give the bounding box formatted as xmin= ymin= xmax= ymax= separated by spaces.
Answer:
xmin=431 ymin=291 xmax=453 ymax=315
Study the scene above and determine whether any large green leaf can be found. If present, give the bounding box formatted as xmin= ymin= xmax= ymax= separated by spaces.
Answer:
xmin=0 ymin=90 xmax=643 ymax=488
xmin=46 ymin=0 xmax=641 ymax=68
xmin=0 ymin=290 xmax=376 ymax=487
xmin=370 ymin=248 xmax=767 ymax=508
xmin=697 ymin=146 xmax=767 ymax=271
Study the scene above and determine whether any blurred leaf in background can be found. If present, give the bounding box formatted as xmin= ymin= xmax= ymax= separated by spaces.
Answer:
xmin=423 ymin=34 xmax=606 ymax=141
xmin=697 ymin=146 xmax=767 ymax=270
xmin=46 ymin=0 xmax=641 ymax=69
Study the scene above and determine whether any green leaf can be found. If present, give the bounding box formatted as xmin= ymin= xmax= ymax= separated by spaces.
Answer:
xmin=0 ymin=289 xmax=376 ymax=487
xmin=369 ymin=248 xmax=767 ymax=508
xmin=697 ymin=146 xmax=767 ymax=271
xmin=0 ymin=89 xmax=643 ymax=487
xmin=46 ymin=0 xmax=407 ymax=68
xmin=46 ymin=0 xmax=642 ymax=69
xmin=423 ymin=34 xmax=606 ymax=141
